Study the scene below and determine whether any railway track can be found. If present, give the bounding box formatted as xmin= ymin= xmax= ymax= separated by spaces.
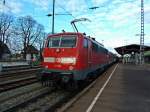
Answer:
xmin=0 ymin=65 xmax=42 ymax=85
xmin=0 ymin=80 xmax=90 ymax=112
xmin=0 ymin=78 xmax=94 ymax=112
xmin=2 ymin=65 xmax=32 ymax=71
xmin=0 ymin=76 xmax=38 ymax=93
xmin=0 ymin=86 xmax=70 ymax=112
xmin=0 ymin=84 xmax=51 ymax=112
xmin=0 ymin=66 xmax=41 ymax=75
xmin=15 ymin=89 xmax=70 ymax=112
xmin=0 ymin=64 xmax=117 ymax=112
xmin=0 ymin=67 xmax=42 ymax=93
xmin=0 ymin=68 xmax=41 ymax=81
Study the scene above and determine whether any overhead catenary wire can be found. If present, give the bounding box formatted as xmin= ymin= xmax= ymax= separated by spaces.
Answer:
xmin=55 ymin=1 xmax=95 ymax=36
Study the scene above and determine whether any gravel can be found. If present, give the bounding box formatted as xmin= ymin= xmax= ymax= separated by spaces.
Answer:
xmin=16 ymin=90 xmax=69 ymax=112
xmin=0 ymin=83 xmax=50 ymax=112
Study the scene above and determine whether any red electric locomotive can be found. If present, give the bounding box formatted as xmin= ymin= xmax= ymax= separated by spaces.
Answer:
xmin=40 ymin=32 xmax=115 ymax=89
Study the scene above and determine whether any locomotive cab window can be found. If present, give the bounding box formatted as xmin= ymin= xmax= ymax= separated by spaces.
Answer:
xmin=60 ymin=36 xmax=76 ymax=47
xmin=47 ymin=36 xmax=76 ymax=48
xmin=51 ymin=37 xmax=60 ymax=47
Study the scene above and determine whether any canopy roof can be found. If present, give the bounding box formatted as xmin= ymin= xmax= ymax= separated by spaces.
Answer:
xmin=115 ymin=44 xmax=150 ymax=55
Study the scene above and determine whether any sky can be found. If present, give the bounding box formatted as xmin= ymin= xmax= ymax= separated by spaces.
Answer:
xmin=0 ymin=0 xmax=150 ymax=53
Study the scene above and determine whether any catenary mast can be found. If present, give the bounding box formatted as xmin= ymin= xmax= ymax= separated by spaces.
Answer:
xmin=140 ymin=0 xmax=144 ymax=64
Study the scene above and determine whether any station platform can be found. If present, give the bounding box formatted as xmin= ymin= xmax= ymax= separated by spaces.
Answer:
xmin=64 ymin=63 xmax=150 ymax=112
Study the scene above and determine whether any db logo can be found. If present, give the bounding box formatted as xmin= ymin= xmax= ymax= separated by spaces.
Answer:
xmin=56 ymin=58 xmax=61 ymax=63
xmin=56 ymin=48 xmax=60 ymax=53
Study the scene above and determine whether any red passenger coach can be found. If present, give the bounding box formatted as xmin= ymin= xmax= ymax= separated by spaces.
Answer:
xmin=40 ymin=32 xmax=116 ymax=89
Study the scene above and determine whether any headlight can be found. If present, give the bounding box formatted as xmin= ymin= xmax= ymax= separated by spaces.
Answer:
xmin=44 ymin=57 xmax=55 ymax=62
xmin=60 ymin=57 xmax=76 ymax=64
xmin=45 ymin=65 xmax=48 ymax=68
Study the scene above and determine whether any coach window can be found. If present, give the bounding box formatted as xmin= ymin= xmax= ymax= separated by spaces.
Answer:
xmin=99 ymin=46 xmax=103 ymax=53
xmin=83 ymin=38 xmax=88 ymax=48
xmin=92 ymin=42 xmax=98 ymax=52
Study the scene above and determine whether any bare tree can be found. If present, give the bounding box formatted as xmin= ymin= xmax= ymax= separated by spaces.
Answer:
xmin=14 ymin=16 xmax=44 ymax=59
xmin=34 ymin=32 xmax=47 ymax=60
xmin=0 ymin=13 xmax=13 ymax=43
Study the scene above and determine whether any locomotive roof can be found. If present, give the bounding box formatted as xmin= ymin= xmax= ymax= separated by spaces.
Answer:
xmin=47 ymin=32 xmax=83 ymax=37
xmin=86 ymin=36 xmax=104 ymax=48
xmin=48 ymin=32 xmax=105 ymax=48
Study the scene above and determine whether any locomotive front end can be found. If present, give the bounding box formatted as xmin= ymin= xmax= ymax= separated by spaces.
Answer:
xmin=40 ymin=33 xmax=80 ymax=87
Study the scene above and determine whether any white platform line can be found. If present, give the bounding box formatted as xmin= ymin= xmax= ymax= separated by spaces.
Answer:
xmin=86 ymin=64 xmax=118 ymax=112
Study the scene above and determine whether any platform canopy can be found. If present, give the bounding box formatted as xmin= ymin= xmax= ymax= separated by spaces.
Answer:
xmin=115 ymin=44 xmax=150 ymax=55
